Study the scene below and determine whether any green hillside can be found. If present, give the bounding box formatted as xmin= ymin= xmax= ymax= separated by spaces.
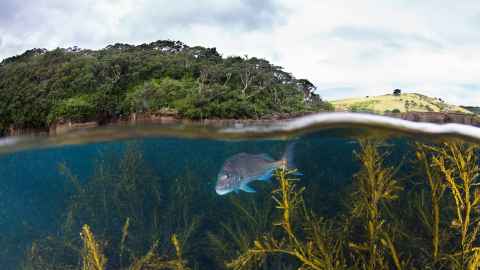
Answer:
xmin=0 ymin=40 xmax=332 ymax=135
xmin=332 ymin=93 xmax=471 ymax=114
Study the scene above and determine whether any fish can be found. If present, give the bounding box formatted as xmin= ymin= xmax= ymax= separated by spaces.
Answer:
xmin=215 ymin=142 xmax=297 ymax=195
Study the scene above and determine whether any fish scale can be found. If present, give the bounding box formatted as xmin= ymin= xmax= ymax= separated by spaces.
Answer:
xmin=215 ymin=143 xmax=296 ymax=195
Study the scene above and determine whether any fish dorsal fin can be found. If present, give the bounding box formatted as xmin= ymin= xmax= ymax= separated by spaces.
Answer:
xmin=257 ymin=153 xmax=274 ymax=161
xmin=222 ymin=153 xmax=247 ymax=168
xmin=224 ymin=153 xmax=249 ymax=164
xmin=240 ymin=182 xmax=256 ymax=193
xmin=225 ymin=153 xmax=273 ymax=163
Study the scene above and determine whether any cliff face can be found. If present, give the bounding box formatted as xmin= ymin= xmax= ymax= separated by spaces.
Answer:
xmin=386 ymin=112 xmax=480 ymax=126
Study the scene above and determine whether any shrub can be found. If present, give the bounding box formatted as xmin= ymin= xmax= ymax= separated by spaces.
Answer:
xmin=123 ymin=78 xmax=194 ymax=114
xmin=48 ymin=94 xmax=97 ymax=123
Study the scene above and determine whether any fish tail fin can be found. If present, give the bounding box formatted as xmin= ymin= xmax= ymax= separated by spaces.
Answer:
xmin=280 ymin=141 xmax=301 ymax=175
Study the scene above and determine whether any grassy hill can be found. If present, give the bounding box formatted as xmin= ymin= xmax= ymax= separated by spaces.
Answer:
xmin=331 ymin=93 xmax=472 ymax=114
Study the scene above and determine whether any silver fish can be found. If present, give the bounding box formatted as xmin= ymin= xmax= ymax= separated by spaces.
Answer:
xmin=215 ymin=143 xmax=296 ymax=195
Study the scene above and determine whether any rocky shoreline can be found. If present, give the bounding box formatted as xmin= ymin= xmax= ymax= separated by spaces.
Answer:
xmin=4 ymin=112 xmax=309 ymax=137
xmin=386 ymin=111 xmax=480 ymax=126
xmin=3 ymin=111 xmax=479 ymax=137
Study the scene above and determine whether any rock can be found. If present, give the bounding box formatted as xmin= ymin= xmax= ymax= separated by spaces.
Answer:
xmin=386 ymin=112 xmax=480 ymax=126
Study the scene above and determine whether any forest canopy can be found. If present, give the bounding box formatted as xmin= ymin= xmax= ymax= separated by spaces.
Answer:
xmin=0 ymin=40 xmax=332 ymax=135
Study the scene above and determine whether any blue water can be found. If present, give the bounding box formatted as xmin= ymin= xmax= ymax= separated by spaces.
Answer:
xmin=0 ymin=115 xmax=479 ymax=269
xmin=0 ymin=130 xmax=413 ymax=269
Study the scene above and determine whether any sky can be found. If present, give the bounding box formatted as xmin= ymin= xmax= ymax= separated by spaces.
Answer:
xmin=1 ymin=0 xmax=480 ymax=106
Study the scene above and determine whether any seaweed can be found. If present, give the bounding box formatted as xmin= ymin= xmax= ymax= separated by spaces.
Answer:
xmin=121 ymin=234 xmax=190 ymax=270
xmin=80 ymin=223 xmax=190 ymax=270
xmin=15 ymin=135 xmax=480 ymax=270
xmin=20 ymin=237 xmax=79 ymax=270
xmin=20 ymin=142 xmax=202 ymax=269
xmin=414 ymin=143 xmax=448 ymax=266
xmin=80 ymin=224 xmax=107 ymax=270
xmin=222 ymin=139 xmax=412 ymax=270
xmin=420 ymin=142 xmax=480 ymax=269
xmin=226 ymin=167 xmax=347 ymax=270
xmin=348 ymin=139 xmax=405 ymax=270
xmin=207 ymin=194 xmax=276 ymax=268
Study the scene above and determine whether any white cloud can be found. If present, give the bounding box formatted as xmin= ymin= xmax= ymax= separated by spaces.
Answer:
xmin=0 ymin=0 xmax=479 ymax=105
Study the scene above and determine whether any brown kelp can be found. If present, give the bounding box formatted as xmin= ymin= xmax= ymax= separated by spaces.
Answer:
xmin=414 ymin=143 xmax=448 ymax=266
xmin=80 ymin=224 xmax=107 ymax=270
xmin=348 ymin=139 xmax=405 ymax=270
xmin=207 ymin=194 xmax=277 ymax=268
xmin=226 ymin=167 xmax=347 ymax=270
xmin=415 ymin=142 xmax=480 ymax=269
xmin=23 ymin=221 xmax=191 ymax=270
xmin=17 ymin=137 xmax=480 ymax=270
xmin=79 ymin=223 xmax=189 ymax=270
xmin=21 ymin=142 xmax=202 ymax=269
xmin=221 ymin=139 xmax=479 ymax=270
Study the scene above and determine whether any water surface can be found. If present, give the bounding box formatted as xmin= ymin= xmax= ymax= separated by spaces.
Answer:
xmin=2 ymin=112 xmax=480 ymax=270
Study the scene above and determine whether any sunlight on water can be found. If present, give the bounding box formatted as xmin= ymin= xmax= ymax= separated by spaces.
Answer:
xmin=0 ymin=112 xmax=479 ymax=269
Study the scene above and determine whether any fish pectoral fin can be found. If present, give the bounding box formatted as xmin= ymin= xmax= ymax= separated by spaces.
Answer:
xmin=240 ymin=183 xmax=256 ymax=193
xmin=258 ymin=174 xmax=272 ymax=182
xmin=291 ymin=171 xmax=304 ymax=176
xmin=257 ymin=169 xmax=275 ymax=182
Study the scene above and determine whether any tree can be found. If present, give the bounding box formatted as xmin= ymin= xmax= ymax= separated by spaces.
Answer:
xmin=239 ymin=56 xmax=254 ymax=98
xmin=0 ymin=39 xmax=334 ymax=134
xmin=297 ymin=79 xmax=316 ymax=102
xmin=393 ymin=89 xmax=402 ymax=96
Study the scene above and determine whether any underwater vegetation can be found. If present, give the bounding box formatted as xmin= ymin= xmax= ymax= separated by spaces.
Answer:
xmin=10 ymin=137 xmax=480 ymax=269
xmin=78 ymin=224 xmax=189 ymax=270
xmin=212 ymin=139 xmax=480 ymax=270
xmin=20 ymin=143 xmax=202 ymax=270
xmin=225 ymin=167 xmax=346 ymax=270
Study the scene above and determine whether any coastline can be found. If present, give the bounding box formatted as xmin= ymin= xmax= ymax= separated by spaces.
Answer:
xmin=3 ymin=111 xmax=480 ymax=138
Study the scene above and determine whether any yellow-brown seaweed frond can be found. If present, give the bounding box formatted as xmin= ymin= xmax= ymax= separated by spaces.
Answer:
xmin=119 ymin=217 xmax=130 ymax=265
xmin=227 ymin=168 xmax=346 ymax=270
xmin=271 ymin=168 xmax=304 ymax=237
xmin=428 ymin=142 xmax=480 ymax=268
xmin=129 ymin=241 xmax=159 ymax=270
xmin=415 ymin=143 xmax=448 ymax=264
xmin=171 ymin=234 xmax=189 ymax=270
xmin=78 ymin=223 xmax=190 ymax=270
xmin=349 ymin=139 xmax=404 ymax=270
xmin=129 ymin=234 xmax=190 ymax=270
xmin=80 ymin=224 xmax=107 ymax=270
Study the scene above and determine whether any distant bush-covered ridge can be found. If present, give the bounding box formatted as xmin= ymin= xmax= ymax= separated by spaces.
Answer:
xmin=462 ymin=106 xmax=480 ymax=114
xmin=0 ymin=40 xmax=333 ymax=135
